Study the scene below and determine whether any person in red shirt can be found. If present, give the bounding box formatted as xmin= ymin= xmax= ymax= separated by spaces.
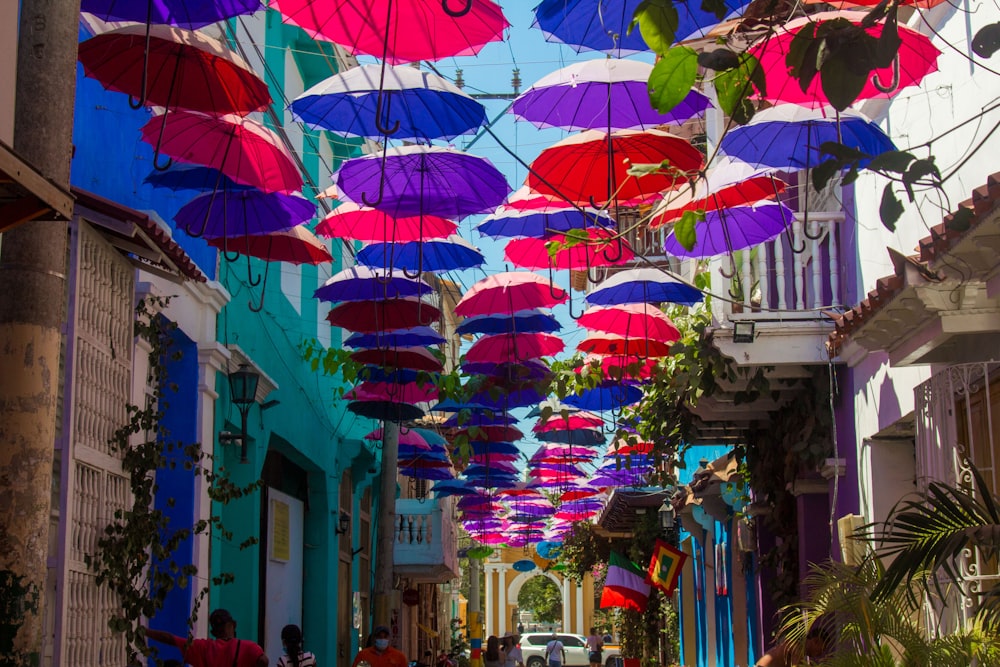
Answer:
xmin=145 ymin=608 xmax=268 ymax=667
xmin=351 ymin=625 xmax=407 ymax=667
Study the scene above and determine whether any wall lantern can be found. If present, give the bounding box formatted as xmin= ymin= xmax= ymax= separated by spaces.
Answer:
xmin=732 ymin=321 xmax=756 ymax=344
xmin=219 ymin=364 xmax=259 ymax=463
xmin=334 ymin=510 xmax=351 ymax=536
xmin=658 ymin=499 xmax=676 ymax=534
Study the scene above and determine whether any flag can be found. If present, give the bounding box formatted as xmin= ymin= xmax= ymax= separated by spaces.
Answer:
xmin=600 ymin=551 xmax=650 ymax=612
xmin=647 ymin=538 xmax=688 ymax=596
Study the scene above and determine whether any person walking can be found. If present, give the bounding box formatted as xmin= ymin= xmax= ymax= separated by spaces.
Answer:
xmin=277 ymin=625 xmax=316 ymax=667
xmin=500 ymin=632 xmax=522 ymax=667
xmin=585 ymin=628 xmax=603 ymax=667
xmin=352 ymin=625 xmax=407 ymax=667
xmin=483 ymin=636 xmax=504 ymax=667
xmin=144 ymin=608 xmax=268 ymax=667
xmin=544 ymin=634 xmax=565 ymax=667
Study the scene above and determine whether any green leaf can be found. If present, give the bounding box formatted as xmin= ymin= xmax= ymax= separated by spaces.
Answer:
xmin=946 ymin=207 xmax=975 ymax=232
xmin=700 ymin=0 xmax=728 ymax=20
xmin=879 ymin=184 xmax=904 ymax=231
xmin=673 ymin=209 xmax=703 ymax=251
xmin=697 ymin=48 xmax=740 ymax=71
xmin=820 ymin=55 xmax=870 ymax=111
xmin=874 ymin=5 xmax=901 ymax=69
xmin=819 ymin=141 xmax=868 ymax=162
xmin=632 ymin=0 xmax=679 ymax=54
xmin=713 ymin=54 xmax=763 ymax=121
xmin=972 ymin=22 xmax=1000 ymax=58
xmin=902 ymin=158 xmax=941 ymax=202
xmin=627 ymin=162 xmax=664 ymax=177
xmin=866 ymin=150 xmax=917 ymax=174
xmin=787 ymin=20 xmax=821 ymax=93
xmin=648 ymin=46 xmax=698 ymax=113
xmin=811 ymin=158 xmax=843 ymax=192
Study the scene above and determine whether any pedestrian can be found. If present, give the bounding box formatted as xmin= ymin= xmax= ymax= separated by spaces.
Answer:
xmin=277 ymin=625 xmax=316 ymax=667
xmin=352 ymin=625 xmax=407 ymax=667
xmin=543 ymin=633 xmax=565 ymax=667
xmin=144 ymin=608 xmax=268 ymax=667
xmin=483 ymin=635 xmax=504 ymax=667
xmin=585 ymin=628 xmax=603 ymax=667
xmin=500 ymin=632 xmax=522 ymax=667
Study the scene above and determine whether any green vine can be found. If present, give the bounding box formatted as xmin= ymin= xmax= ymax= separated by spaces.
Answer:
xmin=85 ymin=296 xmax=261 ymax=662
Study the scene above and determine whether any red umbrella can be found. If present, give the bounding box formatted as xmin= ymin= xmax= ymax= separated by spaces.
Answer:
xmin=270 ymin=0 xmax=509 ymax=65
xmin=140 ymin=111 xmax=302 ymax=193
xmin=466 ymin=333 xmax=564 ymax=363
xmin=78 ymin=24 xmax=270 ymax=114
xmin=577 ymin=335 xmax=672 ymax=358
xmin=748 ymin=11 xmax=940 ymax=109
xmin=315 ymin=203 xmax=457 ymax=243
xmin=534 ymin=413 xmax=603 ymax=432
xmin=527 ymin=129 xmax=704 ymax=206
xmin=349 ymin=347 xmax=443 ymax=372
xmin=455 ymin=272 xmax=567 ymax=317
xmin=326 ymin=297 xmax=441 ymax=333
xmin=206 ymin=226 xmax=331 ymax=264
xmin=607 ymin=440 xmax=654 ymax=455
xmin=578 ymin=304 xmax=681 ymax=343
xmin=504 ymin=228 xmax=634 ymax=270
xmin=455 ymin=425 xmax=524 ymax=442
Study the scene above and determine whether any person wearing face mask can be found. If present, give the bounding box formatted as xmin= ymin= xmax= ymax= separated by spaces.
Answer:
xmin=352 ymin=625 xmax=407 ymax=667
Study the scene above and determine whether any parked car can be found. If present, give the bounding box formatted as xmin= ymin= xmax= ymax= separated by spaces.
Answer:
xmin=518 ymin=633 xmax=621 ymax=667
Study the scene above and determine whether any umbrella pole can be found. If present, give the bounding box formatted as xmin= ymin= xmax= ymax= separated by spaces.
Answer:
xmin=151 ymin=61 xmax=181 ymax=171
xmin=128 ymin=0 xmax=155 ymax=110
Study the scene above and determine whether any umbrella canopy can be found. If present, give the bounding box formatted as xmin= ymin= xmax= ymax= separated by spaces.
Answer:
xmin=749 ymin=12 xmax=940 ymax=109
xmin=326 ymin=297 xmax=441 ymax=333
xmin=477 ymin=205 xmax=614 ymax=239
xmin=587 ymin=267 xmax=702 ymax=306
xmin=350 ymin=347 xmax=443 ymax=372
xmin=446 ymin=412 xmax=519 ymax=428
xmin=290 ymin=63 xmax=487 ymax=141
xmin=432 ymin=480 xmax=481 ymax=497
xmin=141 ymin=111 xmax=302 ymax=193
xmin=81 ymin=0 xmax=261 ymax=27
xmin=315 ymin=203 xmax=457 ymax=243
xmin=513 ymin=58 xmax=709 ymax=131
xmin=535 ymin=412 xmax=603 ymax=431
xmin=460 ymin=360 xmax=552 ymax=381
xmin=719 ymin=106 xmax=896 ymax=170
xmin=337 ymin=145 xmax=510 ymax=219
xmin=564 ymin=383 xmax=644 ymax=412
xmin=578 ymin=335 xmax=673 ymax=358
xmin=78 ymin=24 xmax=270 ymax=114
xmin=314 ymin=266 xmax=433 ymax=303
xmin=455 ymin=272 xmax=568 ymax=317
xmin=365 ymin=427 xmax=431 ymax=449
xmin=456 ymin=310 xmax=561 ymax=336
xmin=607 ymin=440 xmax=654 ymax=455
xmin=206 ymin=225 xmax=331 ymax=264
xmin=578 ymin=303 xmax=681 ymax=343
xmin=175 ymin=190 xmax=313 ymax=238
xmin=347 ymin=400 xmax=425 ymax=422
xmin=505 ymin=228 xmax=634 ymax=271
xmin=144 ymin=164 xmax=247 ymax=192
xmin=356 ymin=235 xmax=485 ymax=273
xmin=465 ymin=333 xmax=565 ymax=364
xmin=344 ymin=326 xmax=445 ymax=349
xmin=579 ymin=354 xmax=658 ymax=381
xmin=535 ymin=428 xmax=606 ymax=447
xmin=470 ymin=452 xmax=521 ymax=465
xmin=346 ymin=381 xmax=438 ymax=404
xmin=270 ymin=0 xmax=509 ymax=64
xmin=527 ymin=129 xmax=703 ymax=206
xmin=454 ymin=425 xmax=524 ymax=442
xmin=399 ymin=465 xmax=454 ymax=480
xmin=662 ymin=201 xmax=795 ymax=258
xmin=530 ymin=444 xmax=600 ymax=462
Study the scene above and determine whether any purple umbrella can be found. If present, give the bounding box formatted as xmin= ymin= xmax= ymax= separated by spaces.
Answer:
xmin=445 ymin=413 xmax=519 ymax=428
xmin=174 ymin=189 xmax=313 ymax=238
xmin=400 ymin=466 xmax=455 ymax=480
xmin=337 ymin=145 xmax=510 ymax=219
xmin=663 ymin=201 xmax=795 ymax=258
xmin=512 ymin=59 xmax=709 ymax=131
xmin=81 ymin=0 xmax=260 ymax=28
xmin=477 ymin=206 xmax=615 ymax=239
xmin=314 ymin=266 xmax=434 ymax=303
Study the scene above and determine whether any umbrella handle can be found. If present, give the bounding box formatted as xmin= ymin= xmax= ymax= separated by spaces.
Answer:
xmin=545 ymin=263 xmax=569 ymax=302
xmin=802 ymin=216 xmax=824 ymax=241
xmin=871 ymin=55 xmax=901 ymax=94
xmin=401 ymin=241 xmax=424 ymax=280
xmin=718 ymin=253 xmax=738 ymax=279
xmin=601 ymin=235 xmax=625 ymax=263
xmin=128 ymin=5 xmax=155 ymax=109
xmin=246 ymin=247 xmax=262 ymax=287
xmin=248 ymin=258 xmax=271 ymax=312
xmin=374 ymin=90 xmax=401 ymax=136
xmin=441 ymin=0 xmax=473 ymax=17
xmin=361 ymin=143 xmax=390 ymax=207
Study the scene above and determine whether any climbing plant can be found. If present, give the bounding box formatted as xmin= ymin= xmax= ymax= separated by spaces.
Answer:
xmin=85 ymin=297 xmax=261 ymax=662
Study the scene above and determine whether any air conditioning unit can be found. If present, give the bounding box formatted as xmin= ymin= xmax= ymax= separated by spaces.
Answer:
xmin=837 ymin=514 xmax=866 ymax=566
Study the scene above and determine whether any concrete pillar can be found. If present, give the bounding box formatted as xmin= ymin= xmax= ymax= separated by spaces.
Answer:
xmin=497 ymin=566 xmax=507 ymax=636
xmin=561 ymin=577 xmax=571 ymax=632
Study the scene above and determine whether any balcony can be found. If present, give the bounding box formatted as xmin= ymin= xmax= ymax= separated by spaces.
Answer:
xmin=393 ymin=496 xmax=460 ymax=583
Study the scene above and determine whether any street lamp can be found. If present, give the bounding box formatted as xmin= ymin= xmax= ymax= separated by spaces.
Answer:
xmin=658 ymin=500 xmax=676 ymax=535
xmin=334 ymin=510 xmax=351 ymax=536
xmin=219 ymin=364 xmax=259 ymax=463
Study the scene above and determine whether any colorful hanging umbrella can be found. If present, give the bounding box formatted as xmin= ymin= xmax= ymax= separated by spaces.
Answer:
xmin=749 ymin=12 xmax=940 ymax=109
xmin=578 ymin=303 xmax=681 ymax=343
xmin=662 ymin=201 xmax=795 ymax=258
xmin=559 ymin=481 xmax=604 ymax=501
xmin=315 ymin=203 xmax=457 ymax=243
xmin=290 ymin=63 xmax=487 ymax=141
xmin=579 ymin=354 xmax=658 ymax=381
xmin=456 ymin=310 xmax=561 ymax=336
xmin=445 ymin=412 xmax=520 ymax=428
xmin=346 ymin=381 xmax=438 ymax=404
xmin=505 ymin=228 xmax=634 ymax=271
xmin=460 ymin=360 xmax=552 ymax=382
xmin=586 ymin=267 xmax=701 ymax=306
xmin=465 ymin=333 xmax=565 ymax=364
xmin=81 ymin=0 xmax=260 ymax=27
xmin=719 ymin=106 xmax=896 ymax=170
xmin=206 ymin=225 xmax=332 ymax=264
xmin=455 ymin=272 xmax=568 ymax=317
xmin=144 ymin=164 xmax=248 ymax=192
xmin=347 ymin=400 xmax=425 ymax=422
xmin=512 ymin=58 xmax=709 ymax=131
xmin=337 ymin=145 xmax=510 ymax=219
xmin=140 ymin=111 xmax=302 ymax=193
xmin=175 ymin=190 xmax=313 ymax=238
xmin=477 ymin=205 xmax=614 ymax=239
xmin=314 ymin=266 xmax=433 ymax=303
xmin=564 ymin=383 xmax=644 ymax=412
xmin=356 ymin=235 xmax=485 ymax=273
xmin=455 ymin=425 xmax=524 ymax=442
xmin=365 ymin=427 xmax=432 ymax=449
xmin=344 ymin=326 xmax=446 ymax=349
xmin=326 ymin=297 xmax=441 ymax=333
xmin=607 ymin=439 xmax=654 ymax=455
xmin=350 ymin=347 xmax=443 ymax=372
xmin=534 ymin=412 xmax=603 ymax=431
xmin=399 ymin=465 xmax=454 ymax=480
xmin=578 ymin=335 xmax=673 ymax=358
xmin=270 ymin=0 xmax=509 ymax=64
xmin=470 ymin=442 xmax=522 ymax=457
xmin=527 ymin=129 xmax=703 ymax=206
xmin=78 ymin=24 xmax=270 ymax=113
xmin=535 ymin=428 xmax=606 ymax=446
xmin=432 ymin=480 xmax=481 ymax=497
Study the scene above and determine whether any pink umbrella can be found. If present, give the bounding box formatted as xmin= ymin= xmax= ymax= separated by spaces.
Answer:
xmin=206 ymin=225 xmax=332 ymax=264
xmin=554 ymin=509 xmax=600 ymax=521
xmin=579 ymin=354 xmax=658 ymax=381
xmin=470 ymin=452 xmax=520 ymax=465
xmin=455 ymin=272 xmax=568 ymax=317
xmin=345 ymin=381 xmax=438 ymax=404
xmin=578 ymin=304 xmax=681 ymax=343
xmin=473 ymin=533 xmax=511 ymax=545
xmin=534 ymin=413 xmax=603 ymax=431
xmin=270 ymin=0 xmax=509 ymax=64
xmin=140 ymin=110 xmax=302 ymax=193
xmin=578 ymin=335 xmax=673 ymax=358
xmin=315 ymin=203 xmax=457 ymax=243
xmin=365 ymin=427 xmax=432 ymax=449
xmin=465 ymin=333 xmax=564 ymax=364
xmin=504 ymin=228 xmax=634 ymax=270
xmin=498 ymin=484 xmax=544 ymax=498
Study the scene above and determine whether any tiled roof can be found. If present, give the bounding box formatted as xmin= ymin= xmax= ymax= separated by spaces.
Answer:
xmin=827 ymin=171 xmax=1000 ymax=356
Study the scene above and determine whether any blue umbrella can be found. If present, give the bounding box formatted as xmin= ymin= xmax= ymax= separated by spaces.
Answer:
xmin=357 ymin=236 xmax=485 ymax=273
xmin=469 ymin=442 xmax=522 ymax=456
xmin=564 ymin=383 xmax=644 ymax=412
xmin=456 ymin=310 xmax=562 ymax=336
xmin=314 ymin=266 xmax=434 ymax=303
xmin=587 ymin=267 xmax=703 ymax=307
xmin=398 ymin=445 xmax=448 ymax=460
xmin=460 ymin=360 xmax=552 ymax=380
xmin=400 ymin=466 xmax=455 ymax=480
xmin=290 ymin=64 xmax=487 ymax=141
xmin=444 ymin=412 xmax=518 ymax=428
xmin=432 ymin=480 xmax=481 ymax=497
xmin=410 ymin=427 xmax=447 ymax=447
xmin=144 ymin=164 xmax=248 ymax=192
xmin=536 ymin=429 xmax=607 ymax=447
xmin=477 ymin=207 xmax=614 ymax=239
xmin=81 ymin=0 xmax=259 ymax=28
xmin=719 ymin=106 xmax=896 ymax=171
xmin=174 ymin=189 xmax=313 ymax=238
xmin=344 ymin=326 xmax=445 ymax=350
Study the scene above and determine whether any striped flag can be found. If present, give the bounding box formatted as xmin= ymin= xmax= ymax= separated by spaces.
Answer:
xmin=646 ymin=539 xmax=688 ymax=596
xmin=599 ymin=552 xmax=650 ymax=612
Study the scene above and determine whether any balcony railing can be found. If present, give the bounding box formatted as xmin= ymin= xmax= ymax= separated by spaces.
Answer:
xmin=394 ymin=497 xmax=460 ymax=583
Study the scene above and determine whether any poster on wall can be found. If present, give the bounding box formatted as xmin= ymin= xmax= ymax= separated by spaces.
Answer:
xmin=270 ymin=498 xmax=290 ymax=562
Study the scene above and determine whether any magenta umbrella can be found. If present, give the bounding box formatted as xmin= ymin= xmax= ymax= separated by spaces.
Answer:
xmin=578 ymin=303 xmax=682 ymax=343
xmin=465 ymin=333 xmax=565 ymax=364
xmin=315 ymin=202 xmax=457 ymax=243
xmin=504 ymin=228 xmax=634 ymax=270
xmin=534 ymin=412 xmax=603 ymax=432
xmin=345 ymin=381 xmax=438 ymax=404
xmin=455 ymin=272 xmax=568 ymax=317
